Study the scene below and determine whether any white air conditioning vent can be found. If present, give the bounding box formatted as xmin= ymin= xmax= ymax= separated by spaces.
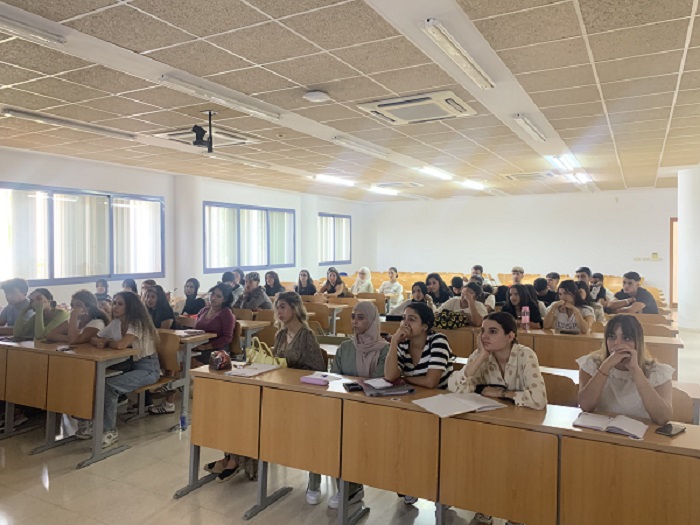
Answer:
xmin=500 ymin=172 xmax=555 ymax=182
xmin=356 ymin=90 xmax=476 ymax=125
xmin=374 ymin=181 xmax=423 ymax=189
xmin=153 ymin=126 xmax=259 ymax=147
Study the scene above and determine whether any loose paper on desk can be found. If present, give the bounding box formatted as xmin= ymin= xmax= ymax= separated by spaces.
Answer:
xmin=364 ymin=378 xmax=394 ymax=389
xmin=174 ymin=329 xmax=205 ymax=337
xmin=225 ymin=363 xmax=279 ymax=377
xmin=413 ymin=393 xmax=506 ymax=418
xmin=573 ymin=412 xmax=648 ymax=440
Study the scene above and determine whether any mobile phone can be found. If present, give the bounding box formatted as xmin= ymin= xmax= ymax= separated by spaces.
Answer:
xmin=655 ymin=423 xmax=686 ymax=437
xmin=343 ymin=382 xmax=362 ymax=392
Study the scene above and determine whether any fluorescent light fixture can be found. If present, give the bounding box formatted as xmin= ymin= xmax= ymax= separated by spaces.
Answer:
xmin=422 ymin=18 xmax=495 ymax=90
xmin=1 ymin=108 xmax=136 ymax=141
xmin=545 ymin=154 xmax=580 ymax=172
xmin=312 ymin=174 xmax=356 ymax=187
xmin=486 ymin=188 xmax=509 ymax=197
xmin=0 ymin=14 xmax=66 ymax=44
xmin=513 ymin=113 xmax=546 ymax=143
xmin=574 ymin=171 xmax=591 ymax=184
xmin=564 ymin=172 xmax=577 ymax=184
xmin=416 ymin=166 xmax=453 ymax=180
xmin=459 ymin=178 xmax=485 ymax=191
xmin=332 ymin=136 xmax=389 ymax=159
xmin=368 ymin=185 xmax=399 ymax=196
xmin=160 ymin=75 xmax=281 ymax=122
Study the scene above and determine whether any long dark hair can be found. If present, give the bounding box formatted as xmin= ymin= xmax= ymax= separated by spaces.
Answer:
xmin=71 ymin=290 xmax=109 ymax=326
xmin=185 ymin=278 xmax=200 ymax=298
xmin=426 ymin=272 xmax=451 ymax=303
xmin=327 ymin=268 xmax=343 ymax=286
xmin=209 ymin=283 xmax=234 ymax=308
xmin=122 ymin=278 xmax=137 ymax=293
xmin=32 ymin=288 xmax=57 ymax=309
xmin=113 ymin=291 xmax=158 ymax=343
xmin=146 ymin=285 xmax=173 ymax=316
xmin=297 ymin=269 xmax=313 ymax=290
xmin=575 ymin=281 xmax=595 ymax=307
xmin=411 ymin=281 xmax=429 ymax=302
xmin=559 ymin=280 xmax=587 ymax=308
xmin=506 ymin=284 xmax=538 ymax=310
xmin=265 ymin=271 xmax=283 ymax=295
xmin=483 ymin=311 xmax=518 ymax=344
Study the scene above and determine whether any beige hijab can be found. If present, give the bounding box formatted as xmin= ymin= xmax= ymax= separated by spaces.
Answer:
xmin=353 ymin=301 xmax=386 ymax=377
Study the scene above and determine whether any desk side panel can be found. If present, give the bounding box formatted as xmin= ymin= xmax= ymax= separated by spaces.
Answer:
xmin=0 ymin=348 xmax=6 ymax=400
xmin=6 ymin=350 xmax=48 ymax=409
xmin=47 ymin=356 xmax=95 ymax=419
xmin=534 ymin=337 xmax=600 ymax=369
xmin=191 ymin=378 xmax=260 ymax=458
xmin=342 ymin=400 xmax=439 ymax=501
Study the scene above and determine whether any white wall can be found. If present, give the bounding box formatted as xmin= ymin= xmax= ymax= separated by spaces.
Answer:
xmin=367 ymin=189 xmax=678 ymax=294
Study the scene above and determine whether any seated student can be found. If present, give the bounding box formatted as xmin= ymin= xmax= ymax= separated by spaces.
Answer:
xmin=534 ymin=277 xmax=558 ymax=307
xmin=181 ymin=278 xmax=206 ymax=316
xmin=140 ymin=279 xmax=156 ymax=302
xmin=192 ymin=283 xmax=235 ymax=364
xmin=474 ymin=279 xmax=497 ymax=313
xmin=319 ymin=268 xmax=346 ymax=298
xmin=607 ymin=271 xmax=659 ymax=314
xmin=0 ymin=278 xmax=30 ymax=328
xmin=545 ymin=272 xmax=560 ymax=294
xmin=576 ymin=281 xmax=605 ymax=322
xmin=544 ymin=280 xmax=595 ymax=334
xmin=295 ymin=269 xmax=317 ymax=296
xmin=377 ymin=267 xmax=404 ymax=312
xmin=48 ymin=290 xmax=109 ymax=344
xmin=90 ymin=292 xmax=161 ymax=447
xmin=264 ymin=271 xmax=286 ymax=298
xmin=95 ymin=279 xmax=110 ymax=303
xmin=231 ymin=268 xmax=245 ymax=305
xmin=14 ymin=289 xmax=70 ymax=340
xmin=501 ymin=284 xmax=542 ymax=328
xmin=122 ymin=278 xmax=138 ymax=294
xmin=510 ymin=266 xmax=525 ymax=286
xmin=524 ymin=284 xmax=547 ymax=318
xmin=327 ymin=301 xmax=388 ymax=509
xmin=389 ymin=281 xmax=435 ymax=315
xmin=234 ymin=272 xmax=272 ymax=310
xmin=145 ymin=285 xmax=175 ymax=329
xmin=589 ymin=272 xmax=612 ymax=303
xmin=494 ymin=284 xmax=510 ymax=305
xmin=426 ymin=272 xmax=453 ymax=307
xmin=437 ymin=282 xmax=487 ymax=326
xmin=471 ymin=264 xmax=496 ymax=286
xmin=98 ymin=297 xmax=113 ymax=320
xmin=577 ymin=314 xmax=673 ymax=425
xmin=350 ymin=267 xmax=374 ymax=295
xmin=574 ymin=266 xmax=592 ymax=286
xmin=450 ymin=276 xmax=464 ymax=297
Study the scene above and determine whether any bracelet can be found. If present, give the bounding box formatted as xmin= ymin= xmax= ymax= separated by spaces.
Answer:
xmin=598 ymin=368 xmax=609 ymax=378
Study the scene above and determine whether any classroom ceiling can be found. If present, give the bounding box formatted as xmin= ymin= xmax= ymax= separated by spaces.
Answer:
xmin=0 ymin=0 xmax=697 ymax=200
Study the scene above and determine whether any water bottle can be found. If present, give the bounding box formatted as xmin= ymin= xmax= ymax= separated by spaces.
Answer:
xmin=521 ymin=306 xmax=530 ymax=331
xmin=180 ymin=414 xmax=187 ymax=431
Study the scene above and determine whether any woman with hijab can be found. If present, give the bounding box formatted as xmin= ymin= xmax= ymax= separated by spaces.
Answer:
xmin=95 ymin=279 xmax=110 ymax=302
xmin=350 ymin=267 xmax=374 ymax=295
xmin=181 ymin=278 xmax=206 ymax=316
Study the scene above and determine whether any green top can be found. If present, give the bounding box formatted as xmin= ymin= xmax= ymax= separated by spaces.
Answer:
xmin=330 ymin=339 xmax=389 ymax=378
xmin=13 ymin=306 xmax=70 ymax=340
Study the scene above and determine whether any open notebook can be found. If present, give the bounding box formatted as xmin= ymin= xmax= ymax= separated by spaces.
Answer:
xmin=573 ymin=412 xmax=648 ymax=440
xmin=412 ymin=393 xmax=506 ymax=418
xmin=224 ymin=363 xmax=280 ymax=377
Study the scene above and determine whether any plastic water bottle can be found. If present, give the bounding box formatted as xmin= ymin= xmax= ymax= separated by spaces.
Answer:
xmin=521 ymin=306 xmax=530 ymax=331
xmin=180 ymin=414 xmax=187 ymax=431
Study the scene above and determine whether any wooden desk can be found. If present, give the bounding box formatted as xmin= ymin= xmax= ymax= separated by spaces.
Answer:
xmin=238 ymin=320 xmax=271 ymax=352
xmin=326 ymin=304 xmax=352 ymax=335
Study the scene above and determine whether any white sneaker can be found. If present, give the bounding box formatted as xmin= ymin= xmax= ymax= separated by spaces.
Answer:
xmin=403 ymin=495 xmax=418 ymax=505
xmin=468 ymin=513 xmax=493 ymax=525
xmin=75 ymin=420 xmax=93 ymax=440
xmin=328 ymin=488 xmax=364 ymax=509
xmin=101 ymin=429 xmax=119 ymax=448
xmin=306 ymin=490 xmax=321 ymax=505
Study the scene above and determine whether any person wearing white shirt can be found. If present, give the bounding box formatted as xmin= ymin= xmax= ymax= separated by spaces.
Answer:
xmin=389 ymin=282 xmax=435 ymax=315
xmin=543 ymin=280 xmax=595 ymax=334
xmin=350 ymin=267 xmax=374 ymax=295
xmin=377 ymin=267 xmax=403 ymax=312
xmin=437 ymin=282 xmax=487 ymax=326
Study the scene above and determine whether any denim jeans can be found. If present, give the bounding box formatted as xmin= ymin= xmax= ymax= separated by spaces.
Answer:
xmin=104 ymin=354 xmax=160 ymax=431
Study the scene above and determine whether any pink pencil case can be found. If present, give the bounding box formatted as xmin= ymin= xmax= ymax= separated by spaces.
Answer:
xmin=301 ymin=374 xmax=330 ymax=386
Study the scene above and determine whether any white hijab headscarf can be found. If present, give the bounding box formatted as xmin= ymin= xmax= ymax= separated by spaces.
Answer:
xmin=353 ymin=267 xmax=372 ymax=292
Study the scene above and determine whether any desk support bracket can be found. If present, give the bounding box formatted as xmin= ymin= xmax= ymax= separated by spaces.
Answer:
xmin=338 ymin=479 xmax=370 ymax=525
xmin=243 ymin=460 xmax=292 ymax=520
xmin=435 ymin=502 xmax=448 ymax=525
xmin=173 ymin=443 xmax=216 ymax=499
xmin=29 ymin=411 xmax=77 ymax=454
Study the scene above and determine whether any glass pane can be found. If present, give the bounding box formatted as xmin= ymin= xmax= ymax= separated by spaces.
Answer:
xmin=334 ymin=217 xmax=351 ymax=262
xmin=240 ymin=208 xmax=267 ymax=267
xmin=0 ymin=188 xmax=49 ymax=281
xmin=113 ymin=198 xmax=162 ymax=274
xmin=54 ymin=193 xmax=110 ymax=278
xmin=205 ymin=205 xmax=238 ymax=269
xmin=318 ymin=216 xmax=333 ymax=262
xmin=269 ymin=211 xmax=294 ymax=266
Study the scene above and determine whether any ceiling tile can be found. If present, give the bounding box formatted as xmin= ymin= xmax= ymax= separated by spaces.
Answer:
xmin=445 ymin=115 xmax=504 ymax=130
xmin=44 ymin=104 xmax=119 ymax=122
xmin=176 ymin=104 xmax=245 ymax=120
xmin=1 ymin=0 xmax=117 ymax=22
xmin=474 ymin=2 xmax=580 ymax=50
xmin=43 ymin=128 xmax=106 ymax=141
xmin=131 ymin=0 xmax=267 ymax=36
xmin=676 ymin=88 xmax=700 ymax=105
xmin=589 ymin=20 xmax=690 ymax=61
xmin=324 ymin=116 xmax=385 ymax=133
xmin=550 ymin=114 xmax=610 ymax=130
xmin=65 ymin=5 xmax=194 ymax=53
xmin=686 ymin=47 xmax=700 ymax=71
xmin=306 ymin=76 xmax=391 ymax=102
xmin=0 ymin=117 xmax=56 ymax=133
xmin=530 ymin=85 xmax=601 ymax=107
xmin=656 ymin=178 xmax=678 ymax=188
xmin=0 ymin=89 xmax=63 ymax=110
xmin=692 ymin=16 xmax=700 ymax=46
xmin=542 ymin=101 xmax=605 ymax=119
xmin=674 ymin=104 xmax=700 ymax=118
xmin=216 ymin=116 xmax=275 ymax=132
xmin=136 ymin=110 xmax=198 ymax=127
xmin=351 ymin=128 xmax=406 ymax=141
xmin=282 ymin=1 xmax=398 ymax=49
xmin=208 ymin=67 xmax=295 ymax=95
xmin=605 ymin=92 xmax=674 ymax=113
xmin=331 ymin=37 xmax=430 ymax=75
xmin=680 ymin=70 xmax=700 ymax=90
xmin=601 ymin=74 xmax=678 ymax=99
xmin=456 ymin=0 xmax=561 ymax=20
xmin=208 ymin=22 xmax=319 ymax=64
xmin=265 ymin=53 xmax=357 ymax=85
xmin=0 ymin=63 xmax=43 ymax=86
xmin=57 ymin=66 xmax=155 ymax=93
xmin=579 ymin=0 xmax=693 ymax=33
xmin=596 ymin=50 xmax=683 ymax=83
xmin=370 ymin=64 xmax=456 ymax=93
xmin=517 ymin=64 xmax=596 ymax=92
xmin=244 ymin=0 xmax=345 ymax=18
xmin=612 ymin=119 xmax=669 ymax=133
xmin=294 ymin=104 xmax=361 ymax=121
xmin=398 ymin=121 xmax=453 ymax=137
xmin=0 ymin=39 xmax=91 ymax=75
xmin=17 ymin=78 xmax=107 ymax=103
xmin=498 ymin=37 xmax=590 ymax=74
xmin=252 ymin=127 xmax=311 ymax=141
xmin=608 ymin=107 xmax=671 ymax=125
xmin=93 ymin=117 xmax=164 ymax=132
xmin=615 ymin=129 xmax=667 ymax=142
xmin=122 ymin=87 xmax=203 ymax=108
xmin=144 ymin=41 xmax=251 ymax=77
xmin=254 ymin=87 xmax=315 ymax=109
xmin=558 ymin=125 xmax=611 ymax=139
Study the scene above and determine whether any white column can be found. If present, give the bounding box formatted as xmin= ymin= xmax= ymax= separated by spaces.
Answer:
xmin=172 ymin=175 xmax=204 ymax=291
xmin=678 ymin=167 xmax=700 ymax=329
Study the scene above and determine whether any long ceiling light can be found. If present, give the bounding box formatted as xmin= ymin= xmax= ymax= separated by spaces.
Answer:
xmin=546 ymin=154 xmax=580 ymax=172
xmin=416 ymin=166 xmax=453 ymax=180
xmin=459 ymin=178 xmax=485 ymax=191
xmin=332 ymin=136 xmax=389 ymax=159
xmin=160 ymin=74 xmax=281 ymax=122
xmin=1 ymin=108 xmax=136 ymax=140
xmin=0 ymin=14 xmax=66 ymax=45
xmin=513 ymin=113 xmax=547 ymax=143
xmin=368 ymin=185 xmax=399 ymax=196
xmin=422 ymin=18 xmax=495 ymax=90
xmin=311 ymin=174 xmax=356 ymax=187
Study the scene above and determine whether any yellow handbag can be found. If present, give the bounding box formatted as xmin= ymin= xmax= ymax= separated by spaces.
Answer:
xmin=246 ymin=337 xmax=287 ymax=368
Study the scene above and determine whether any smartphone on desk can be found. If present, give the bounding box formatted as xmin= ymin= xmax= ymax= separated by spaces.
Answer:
xmin=343 ymin=382 xmax=362 ymax=393
xmin=655 ymin=423 xmax=686 ymax=437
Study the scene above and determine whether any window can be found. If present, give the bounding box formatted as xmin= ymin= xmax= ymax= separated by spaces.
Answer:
xmin=204 ymin=202 xmax=295 ymax=272
xmin=318 ymin=213 xmax=351 ymax=265
xmin=0 ymin=183 xmax=164 ymax=285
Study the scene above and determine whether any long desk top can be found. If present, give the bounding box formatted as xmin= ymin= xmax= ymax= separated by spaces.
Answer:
xmin=0 ymin=339 xmax=137 ymax=362
xmin=520 ymin=328 xmax=684 ymax=348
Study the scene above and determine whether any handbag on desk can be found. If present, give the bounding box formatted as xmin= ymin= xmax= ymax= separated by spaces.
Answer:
xmin=246 ymin=337 xmax=287 ymax=368
xmin=209 ymin=350 xmax=232 ymax=370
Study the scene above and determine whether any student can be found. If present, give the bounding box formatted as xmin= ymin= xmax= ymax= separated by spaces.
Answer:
xmin=264 ymin=271 xmax=286 ymax=298
xmin=450 ymin=276 xmax=464 ymax=297
xmin=543 ymin=280 xmax=594 ymax=334
xmin=501 ymin=284 xmax=542 ymax=328
xmin=0 ymin=278 xmax=30 ymax=328
xmin=319 ymin=268 xmax=346 ymax=298
xmin=511 ymin=266 xmax=525 ymax=285
xmin=478 ymin=282 xmax=497 ymax=313
xmin=425 ymin=272 xmax=452 ymax=307
xmin=389 ymin=282 xmax=435 ymax=315
xmin=471 ymin=265 xmax=496 ymax=286
xmin=524 ymin=284 xmax=547 ymax=319
xmin=234 ymin=272 xmax=272 ymax=310
xmin=327 ymin=301 xmax=388 ymax=509
xmin=437 ymin=282 xmax=487 ymax=326
xmin=140 ymin=279 xmax=157 ymax=301
xmin=14 ymin=289 xmax=70 ymax=340
xmin=350 ymin=267 xmax=374 ymax=295
xmin=181 ymin=278 xmax=206 ymax=316
xmin=122 ymin=278 xmax=138 ymax=294
xmin=48 ymin=290 xmax=109 ymax=344
xmin=574 ymin=266 xmax=592 ymax=286
xmin=95 ymin=279 xmax=110 ymax=302
xmin=191 ymin=283 xmax=235 ymax=364
xmin=577 ymin=315 xmax=672 ymax=425
xmin=145 ymin=285 xmax=175 ymax=329
xmin=534 ymin=277 xmax=558 ymax=307
xmin=576 ymin=281 xmax=605 ymax=322
xmin=589 ymin=272 xmax=612 ymax=303
xmin=377 ymin=267 xmax=404 ymax=312
xmin=545 ymin=272 xmax=560 ymax=294
xmin=607 ymin=271 xmax=659 ymax=314
xmin=98 ymin=297 xmax=113 ymax=320
xmin=295 ymin=269 xmax=317 ymax=296
xmin=231 ymin=269 xmax=245 ymax=304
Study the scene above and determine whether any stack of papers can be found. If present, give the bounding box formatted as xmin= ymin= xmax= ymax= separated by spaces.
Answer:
xmin=224 ymin=363 xmax=279 ymax=377
xmin=301 ymin=372 xmax=343 ymax=385
xmin=412 ymin=393 xmax=506 ymax=418
xmin=573 ymin=412 xmax=648 ymax=439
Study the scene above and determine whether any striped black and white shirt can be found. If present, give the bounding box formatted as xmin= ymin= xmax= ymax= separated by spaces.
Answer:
xmin=396 ymin=332 xmax=453 ymax=389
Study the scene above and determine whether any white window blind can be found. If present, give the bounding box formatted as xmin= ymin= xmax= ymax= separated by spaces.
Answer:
xmin=240 ymin=208 xmax=267 ymax=267
xmin=269 ymin=210 xmax=294 ymax=266
xmin=318 ymin=214 xmax=351 ymax=264
xmin=204 ymin=205 xmax=237 ymax=269
xmin=113 ymin=197 xmax=162 ymax=275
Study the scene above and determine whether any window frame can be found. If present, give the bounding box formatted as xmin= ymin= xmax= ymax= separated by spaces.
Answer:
xmin=318 ymin=212 xmax=352 ymax=266
xmin=0 ymin=181 xmax=165 ymax=286
xmin=203 ymin=201 xmax=296 ymax=274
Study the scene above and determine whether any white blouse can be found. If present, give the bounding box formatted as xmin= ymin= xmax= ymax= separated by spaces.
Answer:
xmin=350 ymin=280 xmax=374 ymax=295
xmin=576 ymin=354 xmax=674 ymax=420
xmin=378 ymin=281 xmax=404 ymax=311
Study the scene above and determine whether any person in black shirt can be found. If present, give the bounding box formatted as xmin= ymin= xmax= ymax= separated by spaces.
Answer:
xmin=607 ymin=271 xmax=659 ymax=314
xmin=145 ymin=285 xmax=175 ymax=329
xmin=182 ymin=278 xmax=206 ymax=316
xmin=501 ymin=284 xmax=542 ymax=328
xmin=264 ymin=271 xmax=286 ymax=297
xmin=589 ymin=272 xmax=610 ymax=304
xmin=534 ymin=277 xmax=558 ymax=307
xmin=294 ymin=269 xmax=317 ymax=296
xmin=426 ymin=272 xmax=453 ymax=307
xmin=450 ymin=276 xmax=464 ymax=297
xmin=546 ymin=272 xmax=560 ymax=294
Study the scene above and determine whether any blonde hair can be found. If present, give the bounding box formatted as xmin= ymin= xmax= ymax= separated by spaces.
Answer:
xmin=274 ymin=291 xmax=310 ymax=331
xmin=590 ymin=314 xmax=655 ymax=373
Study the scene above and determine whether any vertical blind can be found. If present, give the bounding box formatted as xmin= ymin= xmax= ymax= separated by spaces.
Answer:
xmin=204 ymin=205 xmax=237 ymax=269
xmin=113 ymin=197 xmax=162 ymax=275
xmin=318 ymin=214 xmax=351 ymax=264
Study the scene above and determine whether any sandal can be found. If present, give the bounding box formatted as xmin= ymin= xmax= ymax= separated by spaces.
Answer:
xmin=148 ymin=403 xmax=175 ymax=415
xmin=204 ymin=459 xmax=227 ymax=474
